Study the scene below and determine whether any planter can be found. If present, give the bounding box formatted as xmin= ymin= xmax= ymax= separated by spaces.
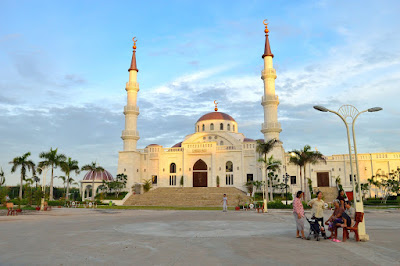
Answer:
xmin=35 ymin=206 xmax=40 ymax=211
xmin=235 ymin=206 xmax=240 ymax=211
xmin=58 ymin=206 xmax=62 ymax=208
xmin=16 ymin=209 xmax=22 ymax=213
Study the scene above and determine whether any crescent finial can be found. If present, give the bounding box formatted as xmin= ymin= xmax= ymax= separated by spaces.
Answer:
xmin=263 ymin=19 xmax=268 ymax=26
xmin=214 ymin=100 xmax=218 ymax=111
xmin=132 ymin=37 xmax=137 ymax=50
xmin=263 ymin=19 xmax=269 ymax=34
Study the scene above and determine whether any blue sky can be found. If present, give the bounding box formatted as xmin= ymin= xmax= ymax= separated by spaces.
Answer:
xmin=1 ymin=0 xmax=399 ymax=185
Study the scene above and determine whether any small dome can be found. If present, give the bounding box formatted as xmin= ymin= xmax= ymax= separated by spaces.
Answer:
xmin=172 ymin=142 xmax=182 ymax=148
xmin=83 ymin=170 xmax=114 ymax=181
xmin=197 ymin=112 xmax=235 ymax=122
xmin=244 ymin=138 xmax=255 ymax=142
xmin=146 ymin=144 xmax=160 ymax=148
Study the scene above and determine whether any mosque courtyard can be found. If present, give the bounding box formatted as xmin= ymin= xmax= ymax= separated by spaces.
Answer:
xmin=1 ymin=208 xmax=399 ymax=265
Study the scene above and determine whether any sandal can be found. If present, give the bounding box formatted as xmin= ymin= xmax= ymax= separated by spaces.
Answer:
xmin=296 ymin=236 xmax=301 ymax=238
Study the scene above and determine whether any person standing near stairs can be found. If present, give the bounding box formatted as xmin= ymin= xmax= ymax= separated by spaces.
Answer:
xmin=222 ymin=194 xmax=228 ymax=212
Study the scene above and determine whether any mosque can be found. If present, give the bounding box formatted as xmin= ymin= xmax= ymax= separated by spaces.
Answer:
xmin=109 ymin=22 xmax=400 ymax=202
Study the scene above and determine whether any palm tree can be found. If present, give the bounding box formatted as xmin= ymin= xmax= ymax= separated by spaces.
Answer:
xmin=33 ymin=175 xmax=40 ymax=189
xmin=61 ymin=158 xmax=80 ymax=201
xmin=56 ymin=176 xmax=67 ymax=197
xmin=289 ymin=145 xmax=326 ymax=200
xmin=264 ymin=155 xmax=281 ymax=201
xmin=256 ymin=139 xmax=279 ymax=203
xmin=81 ymin=162 xmax=104 ymax=201
xmin=38 ymin=148 xmax=66 ymax=200
xmin=0 ymin=168 xmax=5 ymax=186
xmin=9 ymin=152 xmax=36 ymax=199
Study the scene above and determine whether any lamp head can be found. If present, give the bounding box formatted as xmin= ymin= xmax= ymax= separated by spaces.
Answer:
xmin=367 ymin=107 xmax=382 ymax=112
xmin=313 ymin=105 xmax=329 ymax=112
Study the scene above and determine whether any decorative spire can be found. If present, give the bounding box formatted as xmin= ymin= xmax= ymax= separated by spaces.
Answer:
xmin=214 ymin=100 xmax=218 ymax=111
xmin=262 ymin=20 xmax=274 ymax=58
xmin=128 ymin=37 xmax=139 ymax=72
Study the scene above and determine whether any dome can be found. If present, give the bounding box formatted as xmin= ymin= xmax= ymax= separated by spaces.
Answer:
xmin=83 ymin=170 xmax=114 ymax=181
xmin=244 ymin=138 xmax=255 ymax=142
xmin=172 ymin=142 xmax=182 ymax=148
xmin=197 ymin=112 xmax=235 ymax=122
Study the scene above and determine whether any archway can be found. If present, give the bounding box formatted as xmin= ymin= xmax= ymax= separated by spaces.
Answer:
xmin=193 ymin=159 xmax=208 ymax=187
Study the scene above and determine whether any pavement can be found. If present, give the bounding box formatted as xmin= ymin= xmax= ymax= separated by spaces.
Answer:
xmin=0 ymin=208 xmax=400 ymax=266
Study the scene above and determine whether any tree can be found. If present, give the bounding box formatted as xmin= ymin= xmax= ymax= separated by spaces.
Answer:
xmin=113 ymin=173 xmax=127 ymax=198
xmin=61 ymin=158 xmax=80 ymax=200
xmin=38 ymin=148 xmax=66 ymax=200
xmin=256 ymin=139 xmax=279 ymax=203
xmin=32 ymin=175 xmax=40 ymax=189
xmin=9 ymin=152 xmax=36 ymax=199
xmin=81 ymin=162 xmax=104 ymax=201
xmin=56 ymin=176 xmax=67 ymax=197
xmin=289 ymin=145 xmax=326 ymax=200
xmin=264 ymin=155 xmax=281 ymax=201
xmin=143 ymin=179 xmax=152 ymax=192
xmin=0 ymin=168 xmax=5 ymax=186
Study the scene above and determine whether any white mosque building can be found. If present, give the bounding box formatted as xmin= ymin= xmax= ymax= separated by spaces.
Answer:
xmin=115 ymin=23 xmax=400 ymax=200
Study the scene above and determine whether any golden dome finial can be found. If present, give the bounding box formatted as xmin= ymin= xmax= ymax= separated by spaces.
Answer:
xmin=263 ymin=19 xmax=269 ymax=34
xmin=214 ymin=100 xmax=218 ymax=111
xmin=132 ymin=37 xmax=137 ymax=50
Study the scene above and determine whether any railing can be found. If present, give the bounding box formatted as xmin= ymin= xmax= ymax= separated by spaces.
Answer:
xmin=261 ymin=69 xmax=276 ymax=77
xmin=121 ymin=130 xmax=140 ymax=137
xmin=261 ymin=122 xmax=281 ymax=129
xmin=261 ymin=95 xmax=279 ymax=102
xmin=124 ymin=105 xmax=140 ymax=113
xmin=164 ymin=148 xmax=184 ymax=152
xmin=217 ymin=145 xmax=242 ymax=151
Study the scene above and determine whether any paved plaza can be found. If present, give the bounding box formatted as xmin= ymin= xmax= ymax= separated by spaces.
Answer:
xmin=1 ymin=208 xmax=400 ymax=265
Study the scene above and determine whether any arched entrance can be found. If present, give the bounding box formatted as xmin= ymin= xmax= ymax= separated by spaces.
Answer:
xmin=193 ymin=159 xmax=208 ymax=187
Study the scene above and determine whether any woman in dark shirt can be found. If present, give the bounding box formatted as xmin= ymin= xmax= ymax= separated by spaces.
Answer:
xmin=337 ymin=189 xmax=346 ymax=208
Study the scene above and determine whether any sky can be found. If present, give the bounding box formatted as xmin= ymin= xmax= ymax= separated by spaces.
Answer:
xmin=1 ymin=0 xmax=399 ymax=186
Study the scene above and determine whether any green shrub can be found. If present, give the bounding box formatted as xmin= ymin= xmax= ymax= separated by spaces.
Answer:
xmin=47 ymin=200 xmax=64 ymax=206
xmin=95 ymin=192 xmax=128 ymax=200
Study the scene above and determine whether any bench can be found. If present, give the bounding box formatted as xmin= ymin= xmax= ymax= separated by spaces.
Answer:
xmin=6 ymin=203 xmax=17 ymax=216
xmin=342 ymin=212 xmax=364 ymax=242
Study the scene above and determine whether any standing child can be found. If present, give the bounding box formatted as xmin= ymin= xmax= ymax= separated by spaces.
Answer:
xmin=222 ymin=194 xmax=228 ymax=212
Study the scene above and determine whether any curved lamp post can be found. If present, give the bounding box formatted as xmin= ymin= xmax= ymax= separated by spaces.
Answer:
xmin=313 ymin=104 xmax=382 ymax=241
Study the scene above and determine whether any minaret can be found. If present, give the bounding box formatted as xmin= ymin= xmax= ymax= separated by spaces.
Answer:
xmin=122 ymin=37 xmax=140 ymax=151
xmin=261 ymin=20 xmax=282 ymax=141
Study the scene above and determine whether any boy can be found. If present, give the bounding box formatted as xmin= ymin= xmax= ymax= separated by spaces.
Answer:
xmin=222 ymin=194 xmax=228 ymax=212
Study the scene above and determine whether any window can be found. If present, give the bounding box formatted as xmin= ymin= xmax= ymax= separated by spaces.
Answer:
xmin=202 ymin=124 xmax=205 ymax=131
xmin=170 ymin=163 xmax=176 ymax=173
xmin=349 ymin=174 xmax=356 ymax=182
xmin=220 ymin=123 xmax=223 ymax=130
xmin=220 ymin=141 xmax=224 ymax=145
xmin=233 ymin=125 xmax=235 ymax=132
xmin=210 ymin=123 xmax=214 ymax=130
xmin=247 ymin=174 xmax=253 ymax=182
xmin=290 ymin=176 xmax=296 ymax=185
xmin=197 ymin=125 xmax=199 ymax=132
xmin=226 ymin=174 xmax=233 ymax=185
xmin=152 ymin=175 xmax=157 ymax=184
xmin=227 ymin=124 xmax=231 ymax=131
xmin=169 ymin=175 xmax=176 ymax=186
xmin=226 ymin=161 xmax=233 ymax=172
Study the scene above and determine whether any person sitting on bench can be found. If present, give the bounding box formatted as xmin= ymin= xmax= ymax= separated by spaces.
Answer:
xmin=325 ymin=199 xmax=344 ymax=241
xmin=343 ymin=201 xmax=356 ymax=227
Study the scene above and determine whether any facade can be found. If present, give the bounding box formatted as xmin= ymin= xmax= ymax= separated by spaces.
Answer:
xmin=117 ymin=24 xmax=399 ymax=197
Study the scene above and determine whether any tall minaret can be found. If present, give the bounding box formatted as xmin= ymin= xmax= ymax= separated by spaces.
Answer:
xmin=261 ymin=20 xmax=282 ymax=141
xmin=122 ymin=37 xmax=140 ymax=151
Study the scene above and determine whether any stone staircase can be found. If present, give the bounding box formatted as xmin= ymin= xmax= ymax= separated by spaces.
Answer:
xmin=123 ymin=187 xmax=251 ymax=207
xmin=313 ymin=187 xmax=338 ymax=203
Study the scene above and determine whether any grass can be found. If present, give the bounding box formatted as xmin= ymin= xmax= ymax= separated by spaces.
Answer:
xmin=96 ymin=205 xmax=236 ymax=211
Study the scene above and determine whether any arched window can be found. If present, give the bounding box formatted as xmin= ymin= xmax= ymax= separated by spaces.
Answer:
xmin=227 ymin=124 xmax=231 ymax=131
xmin=220 ymin=123 xmax=224 ymax=130
xmin=210 ymin=123 xmax=214 ymax=130
xmin=197 ymin=125 xmax=199 ymax=132
xmin=233 ymin=125 xmax=235 ymax=132
xmin=226 ymin=161 xmax=233 ymax=185
xmin=170 ymin=163 xmax=176 ymax=173
xmin=226 ymin=161 xmax=233 ymax=172
xmin=220 ymin=141 xmax=224 ymax=145
xmin=202 ymin=124 xmax=205 ymax=131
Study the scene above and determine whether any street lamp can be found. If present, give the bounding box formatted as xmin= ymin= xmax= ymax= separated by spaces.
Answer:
xmin=313 ymin=104 xmax=382 ymax=241
xmin=283 ymin=173 xmax=290 ymax=205
xmin=37 ymin=166 xmax=49 ymax=211
xmin=263 ymin=162 xmax=280 ymax=213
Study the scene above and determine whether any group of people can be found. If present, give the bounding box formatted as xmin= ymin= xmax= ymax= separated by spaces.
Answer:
xmin=293 ymin=189 xmax=356 ymax=242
